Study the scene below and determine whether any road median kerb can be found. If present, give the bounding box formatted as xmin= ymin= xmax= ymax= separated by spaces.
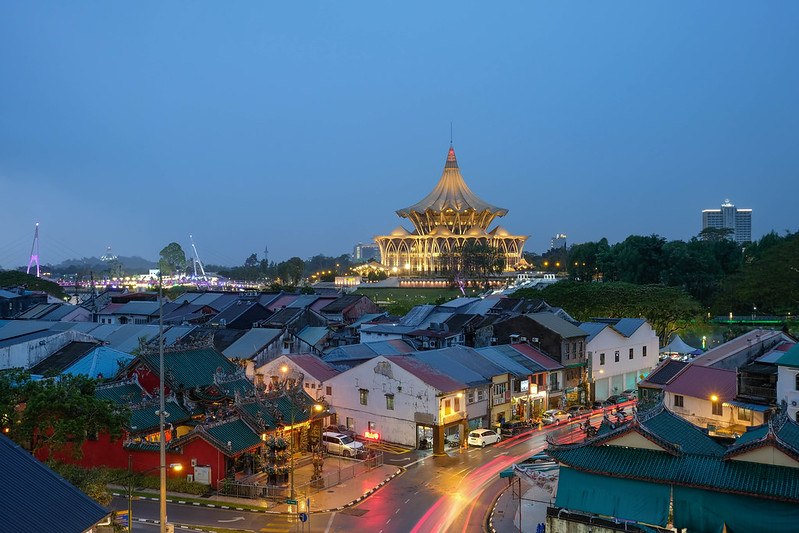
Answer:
xmin=110 ymin=466 xmax=405 ymax=517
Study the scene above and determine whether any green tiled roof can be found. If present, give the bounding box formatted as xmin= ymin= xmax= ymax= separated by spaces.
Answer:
xmin=729 ymin=414 xmax=799 ymax=455
xmin=95 ymin=382 xmax=147 ymax=405
xmin=203 ymin=419 xmax=262 ymax=455
xmin=775 ymin=343 xmax=799 ymax=368
xmin=237 ymin=401 xmax=280 ymax=430
xmin=140 ymin=348 xmax=237 ymax=390
xmin=548 ymin=445 xmax=799 ymax=502
xmin=128 ymin=400 xmax=191 ymax=432
xmin=641 ymin=408 xmax=726 ymax=456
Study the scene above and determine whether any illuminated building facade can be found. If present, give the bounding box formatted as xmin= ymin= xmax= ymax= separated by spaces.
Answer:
xmin=375 ymin=146 xmax=528 ymax=274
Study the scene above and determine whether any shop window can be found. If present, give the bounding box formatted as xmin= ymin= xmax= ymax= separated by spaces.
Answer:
xmin=444 ymin=399 xmax=452 ymax=415
xmin=712 ymin=401 xmax=723 ymax=416
xmin=737 ymin=407 xmax=751 ymax=422
xmin=454 ymin=396 xmax=460 ymax=411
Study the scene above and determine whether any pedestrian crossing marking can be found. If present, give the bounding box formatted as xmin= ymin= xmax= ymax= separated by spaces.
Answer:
xmin=365 ymin=441 xmax=411 ymax=454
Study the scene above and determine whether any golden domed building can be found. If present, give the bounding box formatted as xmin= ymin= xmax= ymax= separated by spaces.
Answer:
xmin=374 ymin=146 xmax=528 ymax=275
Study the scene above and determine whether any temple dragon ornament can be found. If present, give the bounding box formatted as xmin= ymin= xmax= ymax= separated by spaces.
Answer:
xmin=374 ymin=146 xmax=528 ymax=274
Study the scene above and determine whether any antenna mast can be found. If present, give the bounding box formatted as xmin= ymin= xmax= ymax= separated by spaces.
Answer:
xmin=27 ymin=223 xmax=40 ymax=277
xmin=189 ymin=235 xmax=208 ymax=281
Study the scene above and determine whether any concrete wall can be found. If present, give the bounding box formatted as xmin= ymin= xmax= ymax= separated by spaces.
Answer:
xmin=0 ymin=330 xmax=98 ymax=370
xmin=777 ymin=365 xmax=799 ymax=422
xmin=325 ymin=356 xmax=465 ymax=447
xmin=588 ymin=323 xmax=658 ymax=400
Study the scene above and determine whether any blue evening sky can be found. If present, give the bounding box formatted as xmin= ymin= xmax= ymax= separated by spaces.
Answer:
xmin=1 ymin=2 xmax=797 ymax=267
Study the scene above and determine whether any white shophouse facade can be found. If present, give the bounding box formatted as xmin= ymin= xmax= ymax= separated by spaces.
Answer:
xmin=324 ymin=355 xmax=467 ymax=454
xmin=581 ymin=319 xmax=660 ymax=401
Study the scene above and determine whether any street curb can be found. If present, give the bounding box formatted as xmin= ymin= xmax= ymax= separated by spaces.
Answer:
xmin=316 ymin=467 xmax=405 ymax=513
xmin=110 ymin=467 xmax=405 ymax=518
xmin=486 ymin=481 xmax=515 ymax=533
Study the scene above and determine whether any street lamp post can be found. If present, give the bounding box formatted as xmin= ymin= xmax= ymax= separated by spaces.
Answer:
xmin=158 ymin=273 xmax=167 ymax=533
xmin=280 ymin=366 xmax=296 ymax=509
xmin=121 ymin=454 xmax=182 ymax=532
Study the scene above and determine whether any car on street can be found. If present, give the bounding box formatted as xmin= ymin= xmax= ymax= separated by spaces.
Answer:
xmin=540 ymin=409 xmax=570 ymax=425
xmin=566 ymin=405 xmax=592 ymax=419
xmin=621 ymin=389 xmax=637 ymax=401
xmin=468 ymin=428 xmax=501 ymax=448
xmin=500 ymin=421 xmax=533 ymax=438
xmin=324 ymin=424 xmax=357 ymax=439
xmin=604 ymin=395 xmax=628 ymax=406
xmin=322 ymin=432 xmax=364 ymax=458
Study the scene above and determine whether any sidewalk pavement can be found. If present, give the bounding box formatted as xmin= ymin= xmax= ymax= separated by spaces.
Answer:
xmin=488 ymin=476 xmax=557 ymax=533
xmin=121 ymin=459 xmax=404 ymax=519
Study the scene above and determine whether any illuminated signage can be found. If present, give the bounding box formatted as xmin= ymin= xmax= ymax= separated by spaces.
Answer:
xmin=364 ymin=430 xmax=380 ymax=440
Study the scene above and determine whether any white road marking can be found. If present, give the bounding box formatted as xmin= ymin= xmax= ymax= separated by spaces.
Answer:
xmin=218 ymin=517 xmax=245 ymax=523
xmin=323 ymin=511 xmax=336 ymax=533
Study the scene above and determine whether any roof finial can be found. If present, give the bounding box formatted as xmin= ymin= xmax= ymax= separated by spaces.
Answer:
xmin=450 ymin=121 xmax=453 ymax=146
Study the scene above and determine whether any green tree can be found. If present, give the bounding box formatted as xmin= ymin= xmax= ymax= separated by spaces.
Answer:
xmin=158 ymin=242 xmax=187 ymax=277
xmin=0 ymin=271 xmax=69 ymax=301
xmin=277 ymin=257 xmax=305 ymax=286
xmin=515 ymin=281 xmax=703 ymax=344
xmin=4 ymin=374 xmax=130 ymax=460
xmin=698 ymin=227 xmax=735 ymax=242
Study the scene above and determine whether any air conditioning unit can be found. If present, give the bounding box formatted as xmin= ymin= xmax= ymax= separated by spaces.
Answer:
xmin=191 ymin=459 xmax=197 ymax=467
xmin=520 ymin=336 xmax=528 ymax=343
xmin=186 ymin=474 xmax=194 ymax=483
xmin=490 ymin=337 xmax=497 ymax=344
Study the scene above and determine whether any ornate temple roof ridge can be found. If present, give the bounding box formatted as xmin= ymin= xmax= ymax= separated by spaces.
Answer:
xmin=396 ymin=146 xmax=508 ymax=218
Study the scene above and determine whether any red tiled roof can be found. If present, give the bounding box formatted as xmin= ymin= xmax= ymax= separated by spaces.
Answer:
xmin=510 ymin=343 xmax=563 ymax=370
xmin=663 ymin=364 xmax=736 ymax=402
xmin=285 ymin=354 xmax=339 ymax=382
xmin=385 ymin=355 xmax=467 ymax=393
xmin=267 ymin=295 xmax=298 ymax=311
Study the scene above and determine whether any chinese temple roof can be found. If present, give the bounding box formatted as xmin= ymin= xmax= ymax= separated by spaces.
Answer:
xmin=396 ymin=146 xmax=507 ymax=218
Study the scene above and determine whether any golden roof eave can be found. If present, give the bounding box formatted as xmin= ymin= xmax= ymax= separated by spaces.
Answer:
xmin=396 ymin=146 xmax=508 ymax=218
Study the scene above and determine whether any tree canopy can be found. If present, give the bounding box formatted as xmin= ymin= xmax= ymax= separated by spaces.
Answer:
xmin=157 ymin=242 xmax=187 ymax=276
xmin=1 ymin=370 xmax=129 ymax=460
xmin=0 ymin=271 xmax=68 ymax=300
xmin=514 ymin=281 xmax=704 ymax=343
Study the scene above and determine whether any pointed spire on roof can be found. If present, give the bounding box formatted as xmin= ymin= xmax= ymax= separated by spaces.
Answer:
xmin=396 ymin=146 xmax=507 ymax=219
xmin=445 ymin=146 xmax=458 ymax=169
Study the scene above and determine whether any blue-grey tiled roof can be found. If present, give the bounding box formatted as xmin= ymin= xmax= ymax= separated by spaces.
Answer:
xmin=579 ymin=322 xmax=608 ymax=343
xmin=612 ymin=318 xmax=647 ymax=337
xmin=0 ymin=433 xmax=109 ymax=532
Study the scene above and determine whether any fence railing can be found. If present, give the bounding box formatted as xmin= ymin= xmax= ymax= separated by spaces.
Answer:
xmin=217 ymin=451 xmax=384 ymax=501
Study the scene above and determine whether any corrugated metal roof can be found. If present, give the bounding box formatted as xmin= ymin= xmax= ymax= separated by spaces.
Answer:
xmin=412 ymin=346 xmax=501 ymax=386
xmin=385 ymin=355 xmax=467 ymax=393
xmin=579 ymin=322 xmax=608 ymax=343
xmin=639 ymin=359 xmax=689 ymax=386
xmin=527 ymin=312 xmax=587 ymax=338
xmin=775 ymin=342 xmax=799 ymax=368
xmin=296 ymin=326 xmax=329 ymax=347
xmin=472 ymin=346 xmax=533 ymax=376
xmin=222 ymin=328 xmax=282 ymax=360
xmin=663 ymin=364 xmax=737 ymax=402
xmin=65 ymin=346 xmax=135 ymax=379
xmin=0 ymin=433 xmax=109 ymax=532
xmin=287 ymin=295 xmax=320 ymax=308
xmin=399 ymin=304 xmax=436 ymax=327
xmin=116 ymin=301 xmax=160 ymax=316
xmin=267 ymin=294 xmax=298 ymax=311
xmin=510 ymin=343 xmax=564 ymax=370
xmin=285 ymin=353 xmax=340 ymax=382
xmin=612 ymin=318 xmax=647 ymax=337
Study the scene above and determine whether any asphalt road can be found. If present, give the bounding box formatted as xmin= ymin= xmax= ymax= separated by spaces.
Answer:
xmin=109 ymin=414 xmax=615 ymax=532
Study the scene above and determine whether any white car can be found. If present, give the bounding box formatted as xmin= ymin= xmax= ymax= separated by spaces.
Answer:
xmin=541 ymin=409 xmax=570 ymax=425
xmin=468 ymin=428 xmax=501 ymax=448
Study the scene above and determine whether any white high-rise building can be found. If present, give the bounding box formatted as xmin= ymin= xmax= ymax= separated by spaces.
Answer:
xmin=701 ymin=199 xmax=752 ymax=244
